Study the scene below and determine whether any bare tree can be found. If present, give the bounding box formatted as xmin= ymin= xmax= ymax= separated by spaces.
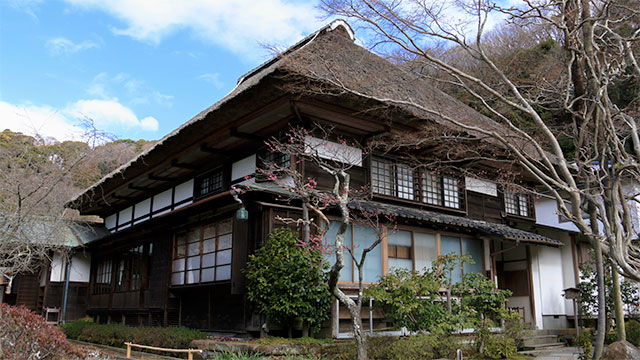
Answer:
xmin=0 ymin=120 xmax=126 ymax=287
xmin=235 ymin=126 xmax=393 ymax=360
xmin=247 ymin=1 xmax=640 ymax=358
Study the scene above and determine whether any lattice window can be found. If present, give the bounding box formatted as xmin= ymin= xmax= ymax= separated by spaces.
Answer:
xmin=196 ymin=167 xmax=224 ymax=197
xmin=443 ymin=176 xmax=460 ymax=209
xmin=114 ymin=245 xmax=144 ymax=292
xmin=93 ymin=259 xmax=112 ymax=295
xmin=421 ymin=171 xmax=442 ymax=206
xmin=262 ymin=151 xmax=291 ymax=170
xmin=171 ymin=218 xmax=233 ymax=286
xmin=396 ymin=164 xmax=415 ymax=200
xmin=504 ymin=190 xmax=532 ymax=218
xmin=371 ymin=156 xmax=463 ymax=210
xmin=371 ymin=157 xmax=393 ymax=196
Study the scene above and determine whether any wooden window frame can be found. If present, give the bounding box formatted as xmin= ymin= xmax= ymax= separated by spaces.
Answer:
xmin=170 ymin=218 xmax=233 ymax=286
xmin=92 ymin=258 xmax=113 ymax=295
xmin=385 ymin=226 xmax=485 ymax=277
xmin=503 ymin=190 xmax=535 ymax=219
xmin=194 ymin=167 xmax=225 ymax=199
xmin=370 ymin=156 xmax=466 ymax=212
xmin=114 ymin=245 xmax=146 ymax=293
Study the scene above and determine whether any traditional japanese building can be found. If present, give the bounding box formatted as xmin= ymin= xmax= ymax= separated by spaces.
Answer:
xmin=67 ymin=20 xmax=585 ymax=336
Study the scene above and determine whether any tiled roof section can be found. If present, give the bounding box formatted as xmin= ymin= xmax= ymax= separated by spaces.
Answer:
xmin=349 ymin=201 xmax=563 ymax=246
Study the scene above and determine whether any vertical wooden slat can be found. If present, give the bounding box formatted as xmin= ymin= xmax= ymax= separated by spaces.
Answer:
xmin=381 ymin=226 xmax=388 ymax=275
xmin=411 ymin=231 xmax=416 ymax=271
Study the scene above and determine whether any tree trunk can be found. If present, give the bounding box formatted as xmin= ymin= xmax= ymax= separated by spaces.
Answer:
xmin=348 ymin=304 xmax=368 ymax=360
xmin=611 ymin=266 xmax=626 ymax=341
xmin=593 ymin=240 xmax=606 ymax=360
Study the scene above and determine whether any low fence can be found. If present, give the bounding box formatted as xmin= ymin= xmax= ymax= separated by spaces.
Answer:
xmin=124 ymin=342 xmax=202 ymax=360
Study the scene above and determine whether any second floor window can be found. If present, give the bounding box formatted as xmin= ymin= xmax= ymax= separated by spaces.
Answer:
xmin=196 ymin=167 xmax=224 ymax=197
xmin=371 ymin=157 xmax=464 ymax=210
xmin=504 ymin=190 xmax=533 ymax=218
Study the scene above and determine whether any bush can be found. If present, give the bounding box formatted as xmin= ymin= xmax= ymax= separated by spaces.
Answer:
xmin=482 ymin=335 xmax=517 ymax=359
xmin=0 ymin=303 xmax=86 ymax=360
xmin=377 ymin=332 xmax=466 ymax=360
xmin=627 ymin=320 xmax=640 ymax=347
xmin=245 ymin=227 xmax=331 ymax=336
xmin=572 ymin=329 xmax=593 ymax=360
xmin=59 ymin=320 xmax=207 ymax=354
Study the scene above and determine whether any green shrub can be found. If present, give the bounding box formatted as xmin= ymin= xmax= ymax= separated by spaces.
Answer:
xmin=59 ymin=321 xmax=207 ymax=355
xmin=627 ymin=320 xmax=640 ymax=347
xmin=245 ymin=228 xmax=331 ymax=336
xmin=378 ymin=332 xmax=464 ymax=360
xmin=483 ymin=335 xmax=517 ymax=359
xmin=501 ymin=309 xmax=531 ymax=348
xmin=572 ymin=329 xmax=593 ymax=360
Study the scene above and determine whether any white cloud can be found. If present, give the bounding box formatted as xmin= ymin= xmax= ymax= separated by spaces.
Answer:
xmin=0 ymin=99 xmax=159 ymax=142
xmin=46 ymin=37 xmax=99 ymax=55
xmin=63 ymin=0 xmax=323 ymax=57
xmin=86 ymin=72 xmax=173 ymax=106
xmin=66 ymin=99 xmax=159 ymax=131
xmin=198 ymin=73 xmax=223 ymax=89
xmin=0 ymin=101 xmax=85 ymax=142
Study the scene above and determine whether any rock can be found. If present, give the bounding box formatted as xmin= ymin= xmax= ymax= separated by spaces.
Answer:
xmin=602 ymin=341 xmax=640 ymax=360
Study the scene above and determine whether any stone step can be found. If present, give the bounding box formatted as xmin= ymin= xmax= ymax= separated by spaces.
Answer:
xmin=522 ymin=342 xmax=566 ymax=351
xmin=524 ymin=334 xmax=559 ymax=346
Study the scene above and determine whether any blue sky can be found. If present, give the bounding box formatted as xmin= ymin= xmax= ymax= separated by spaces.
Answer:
xmin=0 ymin=0 xmax=324 ymax=142
xmin=0 ymin=0 xmax=512 ymax=143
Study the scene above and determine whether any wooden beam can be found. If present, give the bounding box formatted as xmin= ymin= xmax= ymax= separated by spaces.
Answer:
xmin=230 ymin=127 xmax=263 ymax=141
xmin=148 ymin=174 xmax=173 ymax=182
xmin=170 ymin=159 xmax=198 ymax=170
xmin=199 ymin=144 xmax=228 ymax=156
xmin=129 ymin=184 xmax=153 ymax=192
xmin=112 ymin=193 xmax=136 ymax=201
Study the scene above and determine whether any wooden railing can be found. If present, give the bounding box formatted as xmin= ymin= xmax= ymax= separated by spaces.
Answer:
xmin=124 ymin=342 xmax=202 ymax=360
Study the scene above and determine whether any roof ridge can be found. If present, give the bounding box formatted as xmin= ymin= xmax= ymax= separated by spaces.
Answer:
xmin=237 ymin=19 xmax=355 ymax=86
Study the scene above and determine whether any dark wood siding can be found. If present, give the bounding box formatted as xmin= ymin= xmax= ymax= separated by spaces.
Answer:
xmin=15 ymin=273 xmax=39 ymax=312
xmin=466 ymin=191 xmax=503 ymax=223
xmin=149 ymin=236 xmax=171 ymax=309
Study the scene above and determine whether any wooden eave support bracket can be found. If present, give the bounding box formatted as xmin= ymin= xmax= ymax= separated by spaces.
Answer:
xmin=171 ymin=159 xmax=198 ymax=170
xmin=148 ymin=174 xmax=174 ymax=182
xmin=200 ymin=144 xmax=229 ymax=156
xmin=129 ymin=184 xmax=153 ymax=192
xmin=230 ymin=127 xmax=263 ymax=141
xmin=112 ymin=193 xmax=136 ymax=201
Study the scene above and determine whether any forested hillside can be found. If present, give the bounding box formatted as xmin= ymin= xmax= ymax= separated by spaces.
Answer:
xmin=0 ymin=129 xmax=155 ymax=275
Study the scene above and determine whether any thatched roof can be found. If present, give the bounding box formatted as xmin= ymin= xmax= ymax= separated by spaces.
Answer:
xmin=69 ymin=20 xmax=526 ymax=211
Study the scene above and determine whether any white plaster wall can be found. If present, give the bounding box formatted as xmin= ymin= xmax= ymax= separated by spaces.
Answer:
xmin=530 ymin=246 xmax=544 ymax=328
xmin=174 ymin=179 xmax=194 ymax=203
xmin=118 ymin=206 xmax=133 ymax=229
xmin=232 ymin=155 xmax=256 ymax=181
xmin=535 ymin=197 xmax=579 ymax=232
xmin=508 ymin=296 xmax=532 ymax=323
xmin=105 ymin=214 xmax=117 ymax=231
xmin=50 ymin=252 xmax=65 ymax=282
xmin=465 ymin=177 xmax=497 ymax=197
xmin=536 ymin=245 xmax=566 ymax=315
xmin=153 ymin=189 xmax=172 ymax=215
xmin=69 ymin=253 xmax=91 ymax=283
xmin=134 ymin=198 xmax=151 ymax=219
xmin=305 ymin=136 xmax=362 ymax=166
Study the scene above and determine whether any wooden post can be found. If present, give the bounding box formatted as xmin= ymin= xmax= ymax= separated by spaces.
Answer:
xmin=126 ymin=342 xmax=131 ymax=358
xmin=188 ymin=349 xmax=193 ymax=360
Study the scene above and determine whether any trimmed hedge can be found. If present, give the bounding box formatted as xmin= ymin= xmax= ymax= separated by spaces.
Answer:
xmin=0 ymin=303 xmax=86 ymax=360
xmin=60 ymin=320 xmax=207 ymax=353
